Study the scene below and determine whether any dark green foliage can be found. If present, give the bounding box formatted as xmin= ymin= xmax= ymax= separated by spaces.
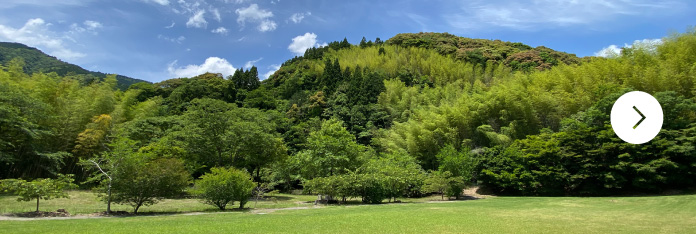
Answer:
xmin=111 ymin=156 xmax=190 ymax=214
xmin=231 ymin=67 xmax=261 ymax=91
xmin=176 ymin=98 xmax=286 ymax=177
xmin=0 ymin=42 xmax=147 ymax=90
xmin=162 ymin=73 xmax=236 ymax=113
xmin=479 ymin=91 xmax=696 ymax=195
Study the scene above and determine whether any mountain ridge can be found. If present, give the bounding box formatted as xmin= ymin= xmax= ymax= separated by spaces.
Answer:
xmin=0 ymin=42 xmax=148 ymax=90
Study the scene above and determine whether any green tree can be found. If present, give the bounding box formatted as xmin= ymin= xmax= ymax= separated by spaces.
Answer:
xmin=194 ymin=167 xmax=256 ymax=210
xmin=178 ymin=98 xmax=286 ymax=178
xmin=110 ymin=152 xmax=190 ymax=214
xmin=293 ymin=118 xmax=366 ymax=180
xmin=422 ymin=171 xmax=464 ymax=200
xmin=0 ymin=174 xmax=77 ymax=212
xmin=436 ymin=145 xmax=478 ymax=183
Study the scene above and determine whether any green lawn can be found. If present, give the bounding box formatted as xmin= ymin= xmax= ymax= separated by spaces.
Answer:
xmin=0 ymin=191 xmax=318 ymax=214
xmin=1 ymin=193 xmax=695 ymax=233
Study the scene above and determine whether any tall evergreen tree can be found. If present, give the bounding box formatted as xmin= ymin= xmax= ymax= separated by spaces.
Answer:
xmin=340 ymin=38 xmax=350 ymax=49
xmin=360 ymin=37 xmax=368 ymax=48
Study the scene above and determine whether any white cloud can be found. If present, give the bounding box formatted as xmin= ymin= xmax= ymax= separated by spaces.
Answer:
xmin=174 ymin=0 xmax=201 ymax=14
xmin=244 ymin=57 xmax=263 ymax=69
xmin=258 ymin=20 xmax=277 ymax=32
xmin=158 ymin=34 xmax=186 ymax=44
xmin=69 ymin=23 xmax=86 ymax=33
xmin=165 ymin=22 xmax=175 ymax=29
xmin=212 ymin=8 xmax=222 ymax=22
xmin=83 ymin=20 xmax=102 ymax=30
xmin=236 ymin=4 xmax=273 ymax=25
xmin=0 ymin=18 xmax=85 ymax=60
xmin=143 ymin=0 xmax=169 ymax=5
xmin=167 ymin=57 xmax=237 ymax=78
xmin=595 ymin=38 xmax=663 ymax=57
xmin=288 ymin=32 xmax=324 ymax=55
xmin=595 ymin=45 xmax=622 ymax=58
xmin=68 ymin=20 xmax=103 ymax=35
xmin=446 ymin=0 xmax=684 ymax=31
xmin=289 ymin=12 xmax=311 ymax=23
xmin=235 ymin=4 xmax=277 ymax=32
xmin=186 ymin=10 xmax=207 ymax=28
xmin=211 ymin=27 xmax=228 ymax=35
xmin=262 ymin=64 xmax=281 ymax=80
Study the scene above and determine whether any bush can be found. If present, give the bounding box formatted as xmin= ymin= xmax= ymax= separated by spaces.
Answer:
xmin=304 ymin=154 xmax=426 ymax=204
xmin=194 ymin=167 xmax=255 ymax=210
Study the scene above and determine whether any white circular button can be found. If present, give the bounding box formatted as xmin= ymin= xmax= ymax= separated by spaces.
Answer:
xmin=610 ymin=91 xmax=663 ymax=144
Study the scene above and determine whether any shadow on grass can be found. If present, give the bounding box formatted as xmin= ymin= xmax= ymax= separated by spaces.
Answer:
xmin=93 ymin=207 xmax=254 ymax=218
xmin=251 ymin=195 xmax=294 ymax=201
xmin=478 ymin=186 xmax=696 ymax=198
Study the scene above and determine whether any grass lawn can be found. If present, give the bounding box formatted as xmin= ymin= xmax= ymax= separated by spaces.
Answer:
xmin=0 ymin=190 xmax=318 ymax=214
xmin=1 ymin=193 xmax=695 ymax=233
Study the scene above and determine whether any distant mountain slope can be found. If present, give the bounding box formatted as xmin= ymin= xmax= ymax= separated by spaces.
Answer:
xmin=0 ymin=42 xmax=148 ymax=90
xmin=386 ymin=32 xmax=582 ymax=70
xmin=266 ymin=32 xmax=583 ymax=88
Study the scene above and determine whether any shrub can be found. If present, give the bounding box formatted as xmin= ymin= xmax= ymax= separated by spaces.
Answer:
xmin=194 ymin=167 xmax=255 ymax=210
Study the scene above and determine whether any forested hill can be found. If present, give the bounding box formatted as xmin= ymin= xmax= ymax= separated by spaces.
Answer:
xmin=386 ymin=32 xmax=583 ymax=70
xmin=266 ymin=32 xmax=581 ymax=88
xmin=0 ymin=42 xmax=147 ymax=90
xmin=2 ymin=29 xmax=696 ymax=200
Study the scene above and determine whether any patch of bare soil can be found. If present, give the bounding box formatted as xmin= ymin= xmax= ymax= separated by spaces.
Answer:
xmin=465 ymin=186 xmax=495 ymax=199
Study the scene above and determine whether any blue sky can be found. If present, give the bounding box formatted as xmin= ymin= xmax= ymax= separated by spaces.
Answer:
xmin=0 ymin=0 xmax=694 ymax=83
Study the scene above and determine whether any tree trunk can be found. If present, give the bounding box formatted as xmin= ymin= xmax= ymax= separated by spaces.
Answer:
xmin=106 ymin=179 xmax=112 ymax=214
xmin=134 ymin=202 xmax=142 ymax=214
xmin=36 ymin=198 xmax=40 ymax=212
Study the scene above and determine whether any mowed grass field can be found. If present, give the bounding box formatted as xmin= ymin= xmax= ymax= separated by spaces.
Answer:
xmin=1 ymin=192 xmax=695 ymax=234
xmin=0 ymin=191 xmax=318 ymax=214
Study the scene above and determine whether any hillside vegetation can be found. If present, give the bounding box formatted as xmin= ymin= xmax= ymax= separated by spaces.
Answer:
xmin=0 ymin=42 xmax=147 ymax=90
xmin=1 ymin=29 xmax=696 ymax=213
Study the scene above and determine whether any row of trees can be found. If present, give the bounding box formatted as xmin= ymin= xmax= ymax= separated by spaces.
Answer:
xmin=0 ymin=166 xmax=256 ymax=214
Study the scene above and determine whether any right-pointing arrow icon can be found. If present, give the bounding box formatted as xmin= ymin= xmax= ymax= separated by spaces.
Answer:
xmin=611 ymin=91 xmax=663 ymax=144
xmin=632 ymin=106 xmax=646 ymax=129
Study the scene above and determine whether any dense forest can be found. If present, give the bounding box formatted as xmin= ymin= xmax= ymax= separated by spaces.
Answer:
xmin=0 ymin=42 xmax=147 ymax=90
xmin=2 ymin=29 xmax=696 ymax=207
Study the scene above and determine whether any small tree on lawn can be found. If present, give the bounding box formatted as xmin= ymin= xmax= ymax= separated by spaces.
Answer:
xmin=194 ymin=167 xmax=255 ymax=210
xmin=422 ymin=171 xmax=451 ymax=200
xmin=111 ymin=157 xmax=190 ymax=214
xmin=0 ymin=174 xmax=77 ymax=212
xmin=232 ymin=169 xmax=255 ymax=209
